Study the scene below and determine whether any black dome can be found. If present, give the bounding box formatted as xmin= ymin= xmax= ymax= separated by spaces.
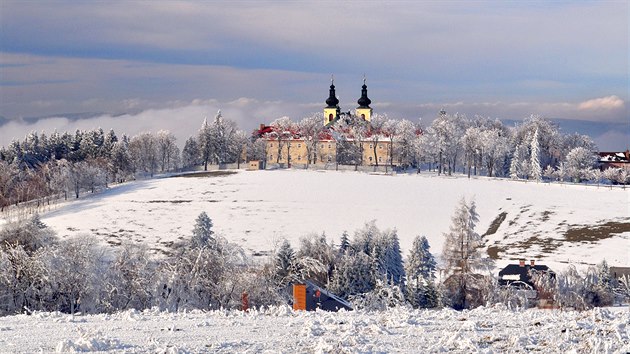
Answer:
xmin=326 ymin=83 xmax=339 ymax=107
xmin=357 ymin=82 xmax=371 ymax=108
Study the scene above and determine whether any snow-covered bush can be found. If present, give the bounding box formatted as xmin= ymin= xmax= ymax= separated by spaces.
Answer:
xmin=102 ymin=242 xmax=156 ymax=312
xmin=297 ymin=233 xmax=336 ymax=284
xmin=349 ymin=279 xmax=407 ymax=311
xmin=0 ymin=214 xmax=56 ymax=254
xmin=44 ymin=236 xmax=107 ymax=314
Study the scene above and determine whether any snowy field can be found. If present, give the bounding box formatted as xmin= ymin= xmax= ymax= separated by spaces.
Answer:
xmin=1 ymin=305 xmax=628 ymax=353
xmin=13 ymin=169 xmax=629 ymax=271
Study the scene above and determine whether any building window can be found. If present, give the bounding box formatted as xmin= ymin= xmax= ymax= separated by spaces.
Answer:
xmin=369 ymin=144 xmax=373 ymax=149
xmin=378 ymin=156 xmax=382 ymax=162
xmin=369 ymin=156 xmax=373 ymax=162
xmin=270 ymin=143 xmax=273 ymax=148
xmin=298 ymin=143 xmax=301 ymax=148
xmin=321 ymin=144 xmax=324 ymax=149
xmin=269 ymin=154 xmax=273 ymax=160
xmin=297 ymin=155 xmax=301 ymax=161
xmin=379 ymin=144 xmax=383 ymax=150
xmin=328 ymin=144 xmax=331 ymax=149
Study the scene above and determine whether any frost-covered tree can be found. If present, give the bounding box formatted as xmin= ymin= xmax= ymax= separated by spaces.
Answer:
xmin=530 ymin=128 xmax=542 ymax=181
xmin=109 ymin=140 xmax=132 ymax=183
xmin=191 ymin=212 xmax=214 ymax=249
xmin=182 ymin=136 xmax=200 ymax=170
xmin=128 ymin=132 xmax=158 ymax=177
xmin=329 ymin=252 xmax=374 ymax=298
xmin=156 ymin=130 xmax=179 ymax=172
xmin=406 ymin=235 xmax=436 ymax=282
xmin=565 ymin=147 xmax=596 ymax=182
xmin=405 ymin=235 xmax=438 ymax=308
xmin=603 ymin=167 xmax=629 ymax=187
xmin=198 ymin=117 xmax=214 ymax=170
xmin=297 ymin=233 xmax=336 ymax=284
xmin=45 ymin=236 xmax=106 ymax=314
xmin=543 ymin=165 xmax=555 ymax=181
xmin=274 ymin=239 xmax=296 ymax=285
xmin=462 ymin=127 xmax=483 ymax=178
xmin=374 ymin=229 xmax=405 ymax=286
xmin=102 ymin=242 xmax=155 ymax=311
xmin=273 ymin=239 xmax=324 ymax=288
xmin=514 ymin=115 xmax=562 ymax=168
xmin=428 ymin=111 xmax=466 ymax=175
xmin=209 ymin=110 xmax=239 ymax=165
xmin=395 ymin=119 xmax=420 ymax=168
xmin=441 ymin=197 xmax=492 ymax=309
xmin=339 ymin=231 xmax=350 ymax=255
xmin=268 ymin=116 xmax=298 ymax=165
xmin=298 ymin=113 xmax=325 ymax=165
xmin=442 ymin=198 xmax=488 ymax=274
xmin=0 ymin=214 xmax=55 ymax=255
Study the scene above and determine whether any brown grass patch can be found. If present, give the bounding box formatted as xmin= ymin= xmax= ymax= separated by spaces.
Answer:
xmin=176 ymin=171 xmax=237 ymax=178
xmin=484 ymin=212 xmax=507 ymax=237
xmin=564 ymin=221 xmax=630 ymax=242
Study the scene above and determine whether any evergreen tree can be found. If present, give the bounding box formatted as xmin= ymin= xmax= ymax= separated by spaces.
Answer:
xmin=182 ymin=136 xmax=200 ymax=169
xmin=406 ymin=235 xmax=436 ymax=281
xmin=509 ymin=143 xmax=520 ymax=180
xmin=377 ymin=229 xmax=405 ymax=286
xmin=405 ymin=235 xmax=438 ymax=308
xmin=530 ymin=128 xmax=542 ymax=181
xmin=274 ymin=240 xmax=296 ymax=285
xmin=198 ymin=117 xmax=214 ymax=171
xmin=329 ymin=252 xmax=375 ymax=298
xmin=441 ymin=197 xmax=492 ymax=309
xmin=339 ymin=231 xmax=350 ymax=255
xmin=191 ymin=212 xmax=214 ymax=248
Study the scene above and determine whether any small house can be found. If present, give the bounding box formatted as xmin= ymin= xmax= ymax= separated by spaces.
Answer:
xmin=599 ymin=150 xmax=630 ymax=171
xmin=610 ymin=266 xmax=630 ymax=280
xmin=292 ymin=281 xmax=352 ymax=312
xmin=498 ymin=259 xmax=554 ymax=289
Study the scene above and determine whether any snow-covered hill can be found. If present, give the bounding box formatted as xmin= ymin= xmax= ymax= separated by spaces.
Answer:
xmin=19 ymin=169 xmax=630 ymax=271
xmin=1 ymin=305 xmax=628 ymax=353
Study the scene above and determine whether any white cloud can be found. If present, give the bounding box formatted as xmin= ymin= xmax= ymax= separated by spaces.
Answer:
xmin=578 ymin=95 xmax=625 ymax=111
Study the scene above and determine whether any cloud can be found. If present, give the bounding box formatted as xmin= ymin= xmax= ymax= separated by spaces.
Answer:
xmin=0 ymin=98 xmax=321 ymax=148
xmin=578 ymin=95 xmax=625 ymax=111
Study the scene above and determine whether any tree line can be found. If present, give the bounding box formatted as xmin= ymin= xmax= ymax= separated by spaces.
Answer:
xmin=1 ymin=111 xmax=627 ymax=215
xmin=1 ymin=200 xmax=626 ymax=316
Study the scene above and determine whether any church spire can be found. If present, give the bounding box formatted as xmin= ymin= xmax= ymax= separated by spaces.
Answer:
xmin=355 ymin=75 xmax=373 ymax=122
xmin=325 ymin=75 xmax=339 ymax=108
xmin=324 ymin=75 xmax=341 ymax=126
xmin=357 ymin=75 xmax=371 ymax=108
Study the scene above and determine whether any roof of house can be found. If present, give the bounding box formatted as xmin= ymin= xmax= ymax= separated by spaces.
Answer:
xmin=599 ymin=151 xmax=630 ymax=163
xmin=498 ymin=264 xmax=553 ymax=287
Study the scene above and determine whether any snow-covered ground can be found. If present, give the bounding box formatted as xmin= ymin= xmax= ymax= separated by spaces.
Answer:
xmin=10 ymin=169 xmax=628 ymax=271
xmin=1 ymin=305 xmax=628 ymax=353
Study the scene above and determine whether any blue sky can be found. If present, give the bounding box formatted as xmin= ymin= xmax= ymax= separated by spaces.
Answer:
xmin=0 ymin=1 xmax=628 ymax=149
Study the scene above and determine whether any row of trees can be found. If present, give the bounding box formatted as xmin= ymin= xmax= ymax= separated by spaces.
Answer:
xmin=1 ymin=111 xmax=627 ymax=217
xmin=262 ymin=113 xmax=626 ymax=185
xmin=1 ymin=203 xmax=627 ymax=316
xmin=270 ymin=198 xmax=628 ymax=311
xmin=0 ymin=213 xmax=279 ymax=315
xmin=0 ymin=129 xmax=183 ymax=214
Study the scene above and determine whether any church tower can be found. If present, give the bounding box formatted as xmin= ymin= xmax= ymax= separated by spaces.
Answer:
xmin=324 ymin=77 xmax=340 ymax=126
xmin=356 ymin=77 xmax=372 ymax=122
